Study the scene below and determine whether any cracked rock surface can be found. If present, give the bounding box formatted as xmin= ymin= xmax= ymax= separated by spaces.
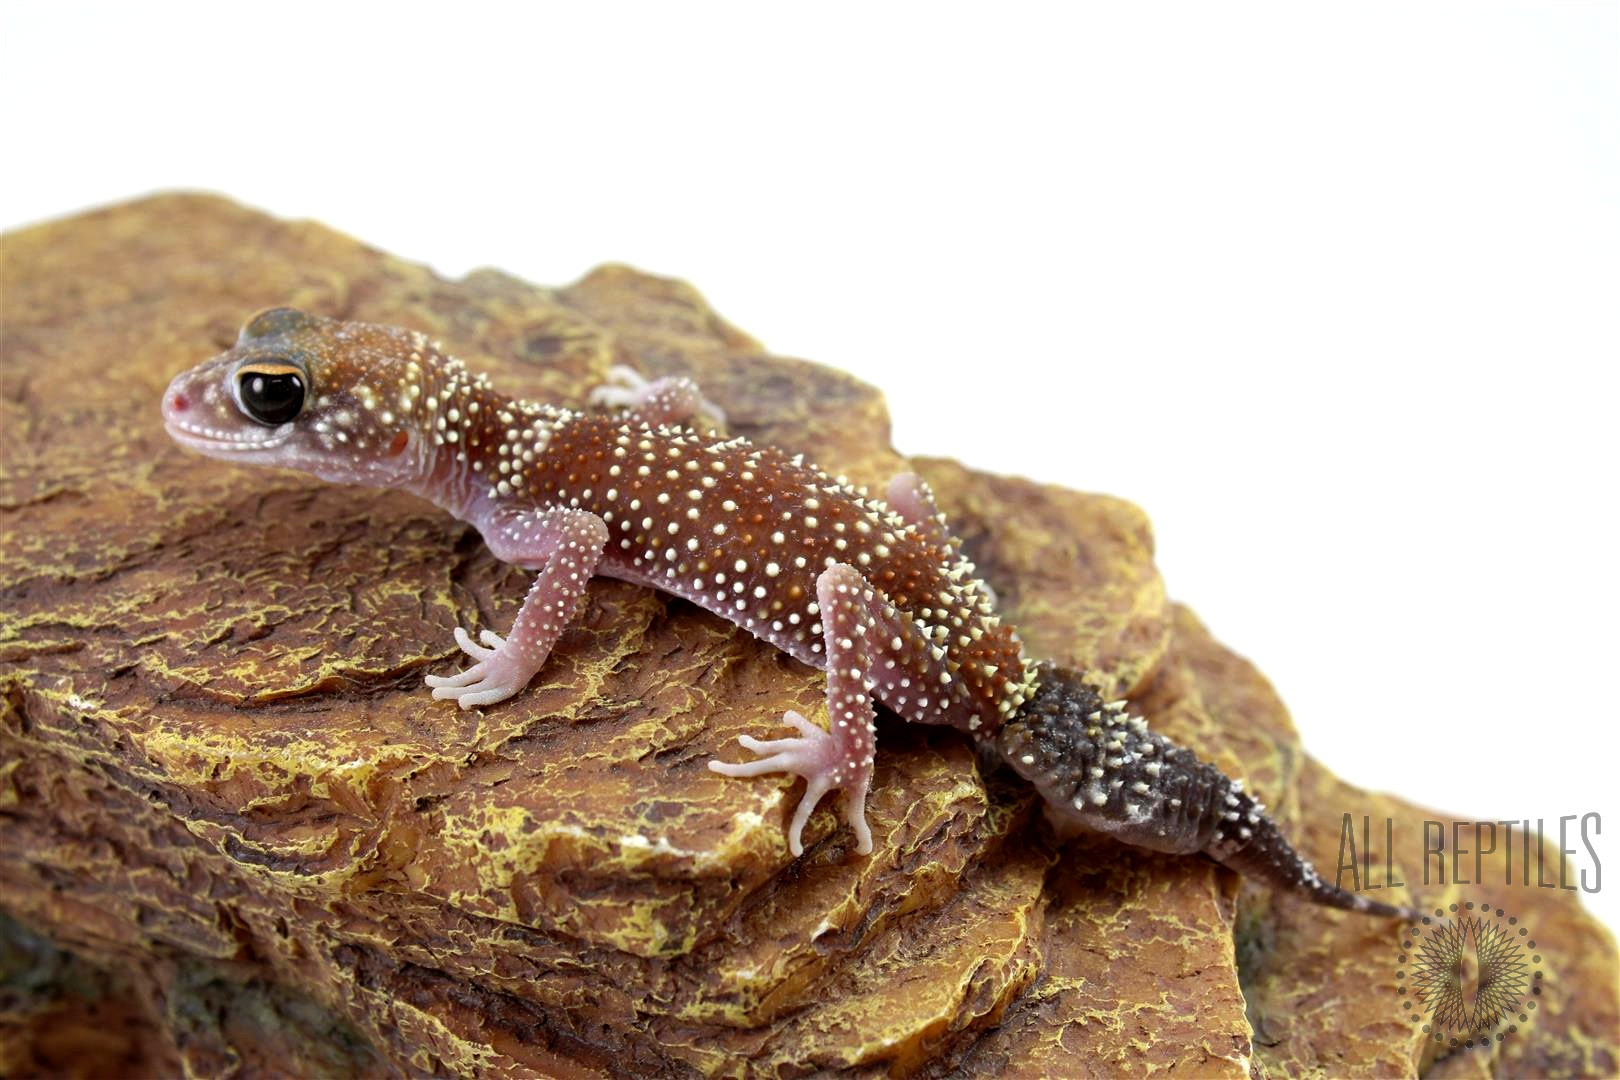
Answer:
xmin=2 ymin=194 xmax=1616 ymax=1077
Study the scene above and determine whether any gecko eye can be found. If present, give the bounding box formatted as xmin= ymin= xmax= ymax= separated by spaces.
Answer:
xmin=236 ymin=363 xmax=306 ymax=425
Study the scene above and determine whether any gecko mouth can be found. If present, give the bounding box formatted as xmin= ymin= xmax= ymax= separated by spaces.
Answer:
xmin=165 ymin=419 xmax=294 ymax=452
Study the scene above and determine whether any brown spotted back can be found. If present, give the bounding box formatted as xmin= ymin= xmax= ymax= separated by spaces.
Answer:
xmin=517 ymin=414 xmax=1035 ymax=732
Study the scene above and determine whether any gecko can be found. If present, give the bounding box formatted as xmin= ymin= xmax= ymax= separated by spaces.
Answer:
xmin=161 ymin=307 xmax=1420 ymax=921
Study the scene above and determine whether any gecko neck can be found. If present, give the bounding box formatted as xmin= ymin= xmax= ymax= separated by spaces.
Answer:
xmin=390 ymin=355 xmax=571 ymax=527
xmin=403 ymin=438 xmax=495 ymax=523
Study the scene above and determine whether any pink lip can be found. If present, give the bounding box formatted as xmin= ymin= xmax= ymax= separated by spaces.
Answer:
xmin=162 ymin=385 xmax=291 ymax=452
xmin=164 ymin=420 xmax=291 ymax=452
xmin=162 ymin=372 xmax=288 ymax=451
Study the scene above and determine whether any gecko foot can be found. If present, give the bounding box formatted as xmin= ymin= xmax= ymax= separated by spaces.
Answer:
xmin=587 ymin=365 xmax=728 ymax=429
xmin=424 ymin=626 xmax=539 ymax=709
xmin=709 ymin=710 xmax=873 ymax=856
xmin=586 ymin=365 xmax=652 ymax=409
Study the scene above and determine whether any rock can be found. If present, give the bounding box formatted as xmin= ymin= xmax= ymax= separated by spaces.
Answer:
xmin=1 ymin=194 xmax=1615 ymax=1077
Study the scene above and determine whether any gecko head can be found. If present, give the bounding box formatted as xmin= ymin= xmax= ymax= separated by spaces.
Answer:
xmin=162 ymin=307 xmax=436 ymax=487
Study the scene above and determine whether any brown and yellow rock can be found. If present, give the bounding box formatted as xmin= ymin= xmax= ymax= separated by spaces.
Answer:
xmin=1 ymin=195 xmax=1615 ymax=1076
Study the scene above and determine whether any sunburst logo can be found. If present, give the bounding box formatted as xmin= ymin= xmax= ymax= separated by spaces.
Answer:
xmin=1396 ymin=901 xmax=1544 ymax=1051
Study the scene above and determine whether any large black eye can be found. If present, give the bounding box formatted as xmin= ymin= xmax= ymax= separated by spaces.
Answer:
xmin=237 ymin=364 xmax=306 ymax=425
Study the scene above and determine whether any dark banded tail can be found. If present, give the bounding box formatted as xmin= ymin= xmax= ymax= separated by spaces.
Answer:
xmin=1207 ymin=779 xmax=1422 ymax=921
xmin=994 ymin=662 xmax=1421 ymax=922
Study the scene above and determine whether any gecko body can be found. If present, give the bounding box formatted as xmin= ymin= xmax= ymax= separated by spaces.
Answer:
xmin=162 ymin=308 xmax=1418 ymax=919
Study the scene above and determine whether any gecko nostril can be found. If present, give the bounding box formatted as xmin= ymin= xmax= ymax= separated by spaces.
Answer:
xmin=169 ymin=391 xmax=190 ymax=412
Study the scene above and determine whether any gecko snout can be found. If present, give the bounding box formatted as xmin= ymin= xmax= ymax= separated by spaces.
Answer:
xmin=160 ymin=375 xmax=190 ymax=425
xmin=161 ymin=368 xmax=205 ymax=428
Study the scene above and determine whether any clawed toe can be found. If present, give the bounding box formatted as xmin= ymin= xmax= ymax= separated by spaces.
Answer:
xmin=840 ymin=783 xmax=874 ymax=854
xmin=781 ymin=711 xmax=821 ymax=738
xmin=735 ymin=733 xmax=802 ymax=754
xmin=453 ymin=626 xmax=496 ymax=660
xmin=425 ymin=668 xmax=481 ymax=689
xmin=450 ymin=685 xmax=517 ymax=709
xmin=587 ymin=388 xmax=632 ymax=408
xmin=587 ymin=366 xmax=648 ymax=409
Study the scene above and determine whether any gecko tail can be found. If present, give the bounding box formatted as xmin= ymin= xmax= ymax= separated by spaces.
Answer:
xmin=995 ymin=661 xmax=1421 ymax=922
xmin=1205 ymin=782 xmax=1423 ymax=921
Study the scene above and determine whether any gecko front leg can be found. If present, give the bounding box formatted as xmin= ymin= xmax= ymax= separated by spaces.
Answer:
xmin=425 ymin=506 xmax=609 ymax=709
xmin=588 ymin=365 xmax=727 ymax=429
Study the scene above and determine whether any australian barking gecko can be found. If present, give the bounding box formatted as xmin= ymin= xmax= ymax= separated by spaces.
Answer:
xmin=162 ymin=307 xmax=1419 ymax=921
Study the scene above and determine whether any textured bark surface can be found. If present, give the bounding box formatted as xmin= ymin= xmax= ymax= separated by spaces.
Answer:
xmin=1 ymin=194 xmax=1615 ymax=1077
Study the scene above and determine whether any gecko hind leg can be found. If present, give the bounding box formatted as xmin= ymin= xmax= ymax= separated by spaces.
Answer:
xmin=885 ymin=472 xmax=952 ymax=548
xmin=887 ymin=471 xmax=997 ymax=609
xmin=710 ymin=563 xmax=928 ymax=856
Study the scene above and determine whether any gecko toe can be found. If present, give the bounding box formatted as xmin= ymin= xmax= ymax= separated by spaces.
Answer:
xmin=709 ymin=753 xmax=791 ymax=778
xmin=453 ymin=626 xmax=496 ymax=660
xmin=456 ymin=685 xmax=516 ymax=709
xmin=604 ymin=364 xmax=645 ymax=387
xmin=426 ymin=665 xmax=485 ymax=689
xmin=781 ymin=710 xmax=820 ymax=738
xmin=735 ymin=734 xmax=803 ymax=754
xmin=586 ymin=367 xmax=646 ymax=408
xmin=841 ymin=783 xmax=874 ymax=854
xmin=786 ymin=775 xmax=833 ymax=856
xmin=430 ymin=682 xmax=476 ymax=699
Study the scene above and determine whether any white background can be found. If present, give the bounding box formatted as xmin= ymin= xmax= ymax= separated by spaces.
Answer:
xmin=4 ymin=3 xmax=1616 ymax=937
